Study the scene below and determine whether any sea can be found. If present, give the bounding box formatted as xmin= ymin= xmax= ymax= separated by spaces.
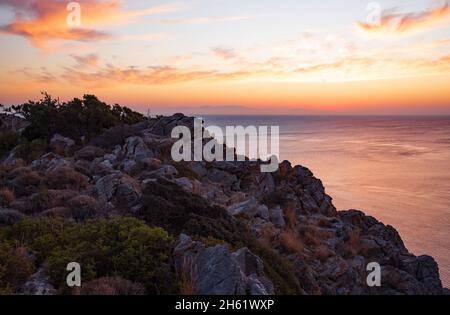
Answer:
xmin=204 ymin=115 xmax=450 ymax=287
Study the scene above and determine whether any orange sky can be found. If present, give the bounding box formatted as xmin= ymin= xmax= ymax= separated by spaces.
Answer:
xmin=1 ymin=0 xmax=450 ymax=114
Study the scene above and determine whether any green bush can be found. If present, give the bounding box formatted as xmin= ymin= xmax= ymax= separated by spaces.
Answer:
xmin=0 ymin=217 xmax=178 ymax=294
xmin=13 ymin=138 xmax=48 ymax=162
xmin=0 ymin=132 xmax=19 ymax=157
xmin=11 ymin=93 xmax=146 ymax=143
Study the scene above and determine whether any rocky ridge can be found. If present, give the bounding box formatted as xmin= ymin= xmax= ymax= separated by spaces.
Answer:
xmin=0 ymin=114 xmax=445 ymax=295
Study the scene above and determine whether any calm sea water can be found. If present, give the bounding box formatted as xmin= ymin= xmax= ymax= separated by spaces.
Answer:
xmin=204 ymin=115 xmax=450 ymax=287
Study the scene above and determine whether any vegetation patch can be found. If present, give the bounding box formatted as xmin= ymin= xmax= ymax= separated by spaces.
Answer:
xmin=0 ymin=217 xmax=178 ymax=294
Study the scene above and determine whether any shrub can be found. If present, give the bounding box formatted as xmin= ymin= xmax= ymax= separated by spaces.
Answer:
xmin=89 ymin=124 xmax=139 ymax=150
xmin=263 ymin=189 xmax=289 ymax=208
xmin=0 ymin=242 xmax=34 ymax=294
xmin=13 ymin=138 xmax=48 ymax=162
xmin=79 ymin=277 xmax=146 ymax=295
xmin=44 ymin=166 xmax=89 ymax=190
xmin=0 ymin=131 xmax=19 ymax=157
xmin=0 ymin=209 xmax=24 ymax=226
xmin=11 ymin=93 xmax=146 ymax=143
xmin=284 ymin=204 xmax=297 ymax=229
xmin=300 ymin=224 xmax=333 ymax=247
xmin=347 ymin=228 xmax=361 ymax=256
xmin=0 ymin=188 xmax=15 ymax=206
xmin=313 ymin=245 xmax=334 ymax=263
xmin=9 ymin=167 xmax=42 ymax=196
xmin=29 ymin=189 xmax=78 ymax=214
xmin=259 ymin=224 xmax=278 ymax=248
xmin=280 ymin=230 xmax=304 ymax=255
xmin=167 ymin=161 xmax=199 ymax=180
xmin=179 ymin=257 xmax=198 ymax=295
xmin=0 ymin=217 xmax=178 ymax=294
xmin=66 ymin=195 xmax=100 ymax=221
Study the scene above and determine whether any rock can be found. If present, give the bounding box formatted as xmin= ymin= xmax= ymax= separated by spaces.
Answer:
xmin=146 ymin=165 xmax=178 ymax=179
xmin=207 ymin=168 xmax=238 ymax=186
xmin=141 ymin=158 xmax=162 ymax=170
xmin=174 ymin=177 xmax=194 ymax=193
xmin=31 ymin=153 xmax=71 ymax=172
xmin=95 ymin=172 xmax=141 ymax=208
xmin=49 ymin=134 xmax=75 ymax=156
xmin=278 ymin=160 xmax=292 ymax=178
xmin=121 ymin=159 xmax=137 ymax=174
xmin=0 ymin=208 xmax=24 ymax=226
xmin=400 ymin=255 xmax=443 ymax=294
xmin=190 ymin=162 xmax=208 ymax=177
xmin=256 ymin=204 xmax=270 ymax=221
xmin=255 ymin=173 xmax=275 ymax=196
xmin=245 ymin=245 xmax=274 ymax=270
xmin=173 ymin=235 xmax=274 ymax=295
xmin=0 ymin=114 xmax=29 ymax=133
xmin=75 ymin=146 xmax=105 ymax=161
xmin=269 ymin=206 xmax=286 ymax=228
xmin=149 ymin=114 xmax=195 ymax=136
xmin=227 ymin=198 xmax=258 ymax=217
xmin=20 ymin=268 xmax=55 ymax=295
xmin=122 ymin=136 xmax=154 ymax=161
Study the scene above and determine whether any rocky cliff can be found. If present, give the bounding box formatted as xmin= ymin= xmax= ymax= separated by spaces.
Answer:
xmin=0 ymin=114 xmax=445 ymax=295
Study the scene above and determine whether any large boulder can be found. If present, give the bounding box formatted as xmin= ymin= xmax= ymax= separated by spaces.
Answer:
xmin=95 ymin=172 xmax=141 ymax=209
xmin=173 ymin=234 xmax=274 ymax=295
xmin=20 ymin=268 xmax=55 ymax=295
xmin=49 ymin=134 xmax=75 ymax=156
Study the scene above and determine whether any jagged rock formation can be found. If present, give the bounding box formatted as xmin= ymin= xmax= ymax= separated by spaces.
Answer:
xmin=0 ymin=114 xmax=445 ymax=295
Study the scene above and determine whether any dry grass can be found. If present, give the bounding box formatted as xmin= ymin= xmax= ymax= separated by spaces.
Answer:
xmin=317 ymin=217 xmax=332 ymax=228
xmin=79 ymin=277 xmax=146 ymax=295
xmin=259 ymin=224 xmax=278 ymax=248
xmin=313 ymin=244 xmax=334 ymax=262
xmin=283 ymin=203 xmax=297 ymax=229
xmin=347 ymin=228 xmax=361 ymax=256
xmin=0 ymin=188 xmax=15 ymax=206
xmin=302 ymin=224 xmax=335 ymax=246
xmin=10 ymin=167 xmax=41 ymax=187
xmin=179 ymin=256 xmax=198 ymax=295
xmin=45 ymin=166 xmax=88 ymax=190
xmin=303 ymin=225 xmax=321 ymax=246
xmin=280 ymin=229 xmax=304 ymax=255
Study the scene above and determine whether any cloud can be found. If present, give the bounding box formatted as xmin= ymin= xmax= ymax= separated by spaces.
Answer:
xmin=71 ymin=54 xmax=99 ymax=67
xmin=155 ymin=15 xmax=252 ymax=25
xmin=13 ymin=52 xmax=448 ymax=88
xmin=10 ymin=66 xmax=58 ymax=82
xmin=0 ymin=0 xmax=181 ymax=48
xmin=58 ymin=64 xmax=256 ymax=88
xmin=357 ymin=1 xmax=450 ymax=37
xmin=211 ymin=47 xmax=236 ymax=60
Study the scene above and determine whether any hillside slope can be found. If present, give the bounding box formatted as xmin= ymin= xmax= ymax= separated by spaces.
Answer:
xmin=0 ymin=113 xmax=444 ymax=295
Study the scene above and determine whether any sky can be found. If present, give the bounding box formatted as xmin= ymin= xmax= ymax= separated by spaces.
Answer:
xmin=0 ymin=0 xmax=450 ymax=115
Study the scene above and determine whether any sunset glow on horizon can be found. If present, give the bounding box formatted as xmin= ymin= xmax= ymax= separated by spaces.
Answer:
xmin=1 ymin=0 xmax=450 ymax=115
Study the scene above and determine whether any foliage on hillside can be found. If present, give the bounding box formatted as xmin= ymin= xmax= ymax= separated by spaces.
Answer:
xmin=1 ymin=93 xmax=147 ymax=160
xmin=0 ymin=217 xmax=177 ymax=294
